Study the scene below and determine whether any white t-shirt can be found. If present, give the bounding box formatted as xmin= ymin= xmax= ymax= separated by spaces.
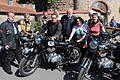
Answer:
xmin=73 ymin=24 xmax=87 ymax=35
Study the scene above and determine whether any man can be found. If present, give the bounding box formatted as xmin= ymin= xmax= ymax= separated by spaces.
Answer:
xmin=110 ymin=16 xmax=118 ymax=28
xmin=40 ymin=13 xmax=62 ymax=40
xmin=41 ymin=11 xmax=50 ymax=26
xmin=0 ymin=12 xmax=22 ymax=75
xmin=61 ymin=8 xmax=76 ymax=40
xmin=40 ymin=11 xmax=50 ymax=33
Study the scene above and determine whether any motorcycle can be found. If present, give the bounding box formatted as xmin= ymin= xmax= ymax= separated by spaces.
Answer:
xmin=77 ymin=32 xmax=120 ymax=80
xmin=19 ymin=33 xmax=82 ymax=76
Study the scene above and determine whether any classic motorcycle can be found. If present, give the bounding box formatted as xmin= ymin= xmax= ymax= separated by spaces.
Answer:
xmin=19 ymin=34 xmax=82 ymax=76
xmin=77 ymin=32 xmax=120 ymax=80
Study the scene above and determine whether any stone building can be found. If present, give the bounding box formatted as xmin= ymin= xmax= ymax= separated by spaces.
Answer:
xmin=53 ymin=0 xmax=120 ymax=24
xmin=0 ymin=0 xmax=36 ymax=24
xmin=0 ymin=0 xmax=120 ymax=25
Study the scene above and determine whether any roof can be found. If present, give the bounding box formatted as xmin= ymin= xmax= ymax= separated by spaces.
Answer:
xmin=0 ymin=5 xmax=36 ymax=14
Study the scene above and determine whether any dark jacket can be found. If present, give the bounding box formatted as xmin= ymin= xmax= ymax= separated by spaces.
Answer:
xmin=40 ymin=20 xmax=62 ymax=38
xmin=61 ymin=15 xmax=76 ymax=37
xmin=0 ymin=20 xmax=19 ymax=49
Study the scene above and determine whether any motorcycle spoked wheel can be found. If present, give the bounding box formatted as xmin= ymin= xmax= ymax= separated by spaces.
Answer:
xmin=19 ymin=54 xmax=39 ymax=76
xmin=69 ymin=47 xmax=81 ymax=64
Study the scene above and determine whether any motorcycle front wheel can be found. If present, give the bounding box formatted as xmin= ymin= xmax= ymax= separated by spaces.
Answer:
xmin=19 ymin=54 xmax=39 ymax=76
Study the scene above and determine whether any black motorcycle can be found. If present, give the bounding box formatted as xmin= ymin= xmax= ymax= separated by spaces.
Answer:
xmin=19 ymin=34 xmax=82 ymax=76
xmin=77 ymin=32 xmax=120 ymax=80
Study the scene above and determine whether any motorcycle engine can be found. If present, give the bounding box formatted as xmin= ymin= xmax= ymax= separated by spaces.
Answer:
xmin=48 ymin=52 xmax=62 ymax=63
xmin=47 ymin=47 xmax=56 ymax=53
xmin=98 ymin=57 xmax=114 ymax=69
xmin=110 ymin=35 xmax=120 ymax=44
xmin=99 ymin=42 xmax=110 ymax=51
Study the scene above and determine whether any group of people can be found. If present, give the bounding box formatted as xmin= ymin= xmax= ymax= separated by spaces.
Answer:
xmin=0 ymin=8 xmax=106 ymax=75
xmin=40 ymin=9 xmax=106 ymax=43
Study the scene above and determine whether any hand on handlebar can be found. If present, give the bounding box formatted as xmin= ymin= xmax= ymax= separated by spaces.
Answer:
xmin=66 ymin=39 xmax=70 ymax=42
xmin=51 ymin=36 xmax=56 ymax=40
xmin=5 ymin=45 xmax=10 ymax=50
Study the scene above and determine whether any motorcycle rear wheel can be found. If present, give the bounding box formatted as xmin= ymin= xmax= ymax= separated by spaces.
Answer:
xmin=19 ymin=54 xmax=39 ymax=76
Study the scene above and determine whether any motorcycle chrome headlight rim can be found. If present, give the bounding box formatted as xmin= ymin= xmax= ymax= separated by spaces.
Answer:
xmin=89 ymin=40 xmax=98 ymax=49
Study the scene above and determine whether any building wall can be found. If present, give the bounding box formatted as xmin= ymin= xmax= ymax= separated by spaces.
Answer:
xmin=0 ymin=0 xmax=120 ymax=23
xmin=0 ymin=14 xmax=35 ymax=24
xmin=58 ymin=0 xmax=120 ymax=22
xmin=106 ymin=0 xmax=120 ymax=22
xmin=78 ymin=0 xmax=120 ymax=22
xmin=0 ymin=0 xmax=35 ymax=24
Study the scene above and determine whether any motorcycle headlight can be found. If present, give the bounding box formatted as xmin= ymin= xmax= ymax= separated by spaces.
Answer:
xmin=89 ymin=40 xmax=98 ymax=49
xmin=35 ymin=37 xmax=42 ymax=45
xmin=48 ymin=41 xmax=55 ymax=46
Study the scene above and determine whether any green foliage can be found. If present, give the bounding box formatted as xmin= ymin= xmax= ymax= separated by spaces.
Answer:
xmin=48 ymin=0 xmax=60 ymax=3
xmin=31 ymin=20 xmax=41 ymax=31
xmin=119 ymin=7 xmax=120 ymax=14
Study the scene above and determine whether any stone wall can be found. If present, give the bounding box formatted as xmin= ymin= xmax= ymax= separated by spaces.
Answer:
xmin=0 ymin=14 xmax=35 ymax=24
xmin=56 ymin=0 xmax=120 ymax=22
xmin=81 ymin=0 xmax=120 ymax=22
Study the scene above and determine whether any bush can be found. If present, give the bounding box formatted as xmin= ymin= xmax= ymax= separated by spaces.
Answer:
xmin=31 ymin=20 xmax=41 ymax=31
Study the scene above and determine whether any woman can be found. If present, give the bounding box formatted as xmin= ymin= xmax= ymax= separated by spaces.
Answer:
xmin=89 ymin=13 xmax=106 ymax=36
xmin=18 ymin=13 xmax=32 ymax=35
xmin=66 ymin=17 xmax=87 ymax=42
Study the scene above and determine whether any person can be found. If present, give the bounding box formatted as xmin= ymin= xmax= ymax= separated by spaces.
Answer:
xmin=89 ymin=13 xmax=106 ymax=36
xmin=18 ymin=13 xmax=32 ymax=35
xmin=41 ymin=11 xmax=50 ymax=27
xmin=53 ymin=9 xmax=61 ymax=20
xmin=66 ymin=17 xmax=87 ymax=42
xmin=40 ymin=13 xmax=62 ymax=40
xmin=0 ymin=12 xmax=22 ymax=75
xmin=109 ymin=16 xmax=118 ymax=28
xmin=61 ymin=8 xmax=76 ymax=40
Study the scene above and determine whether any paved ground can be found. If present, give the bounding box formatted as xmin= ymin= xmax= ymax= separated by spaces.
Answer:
xmin=0 ymin=62 xmax=120 ymax=80
xmin=0 ymin=65 xmax=66 ymax=80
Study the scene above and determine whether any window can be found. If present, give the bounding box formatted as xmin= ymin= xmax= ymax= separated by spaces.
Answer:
xmin=7 ymin=0 xmax=13 ymax=6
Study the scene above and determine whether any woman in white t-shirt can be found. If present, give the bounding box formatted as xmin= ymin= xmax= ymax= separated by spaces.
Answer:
xmin=66 ymin=17 xmax=87 ymax=42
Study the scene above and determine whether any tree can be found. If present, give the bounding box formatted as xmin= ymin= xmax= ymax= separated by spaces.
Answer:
xmin=119 ymin=7 xmax=120 ymax=14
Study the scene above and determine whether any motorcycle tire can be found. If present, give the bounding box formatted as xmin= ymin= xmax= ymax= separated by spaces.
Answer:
xmin=19 ymin=54 xmax=39 ymax=76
